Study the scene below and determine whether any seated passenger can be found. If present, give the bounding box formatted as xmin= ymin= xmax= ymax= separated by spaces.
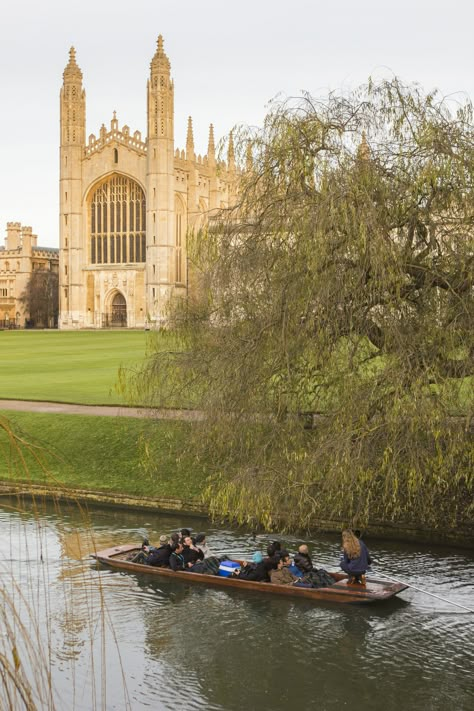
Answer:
xmin=340 ymin=529 xmax=371 ymax=584
xmin=179 ymin=528 xmax=191 ymax=542
xmin=287 ymin=557 xmax=304 ymax=578
xmin=181 ymin=535 xmax=205 ymax=568
xmin=146 ymin=535 xmax=172 ymax=567
xmin=294 ymin=544 xmax=335 ymax=588
xmin=238 ymin=552 xmax=269 ymax=582
xmin=270 ymin=554 xmax=312 ymax=587
xmin=195 ymin=533 xmax=212 ymax=558
xmin=129 ymin=538 xmax=153 ymax=564
xmin=266 ymin=541 xmax=282 ymax=557
xmin=294 ymin=544 xmax=314 ymax=573
xmin=169 ymin=542 xmax=186 ymax=571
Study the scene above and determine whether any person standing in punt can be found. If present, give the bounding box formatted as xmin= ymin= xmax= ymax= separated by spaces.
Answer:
xmin=340 ymin=529 xmax=372 ymax=584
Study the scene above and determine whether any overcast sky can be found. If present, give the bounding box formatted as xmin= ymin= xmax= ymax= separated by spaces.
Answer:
xmin=1 ymin=0 xmax=473 ymax=248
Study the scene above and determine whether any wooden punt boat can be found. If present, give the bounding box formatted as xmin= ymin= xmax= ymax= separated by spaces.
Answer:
xmin=92 ymin=544 xmax=408 ymax=605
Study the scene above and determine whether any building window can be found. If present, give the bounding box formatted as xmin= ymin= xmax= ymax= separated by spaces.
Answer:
xmin=90 ymin=175 xmax=146 ymax=265
xmin=175 ymin=213 xmax=183 ymax=283
xmin=114 ymin=148 xmax=118 ymax=163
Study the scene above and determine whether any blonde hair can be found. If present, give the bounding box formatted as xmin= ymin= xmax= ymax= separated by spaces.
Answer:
xmin=342 ymin=530 xmax=361 ymax=560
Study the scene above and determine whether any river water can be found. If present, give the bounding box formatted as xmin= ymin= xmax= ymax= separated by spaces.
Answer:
xmin=0 ymin=496 xmax=472 ymax=711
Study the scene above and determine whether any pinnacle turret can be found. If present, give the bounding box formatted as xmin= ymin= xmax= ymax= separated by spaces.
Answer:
xmin=186 ymin=116 xmax=195 ymax=160
xmin=63 ymin=46 xmax=83 ymax=83
xmin=227 ymin=130 xmax=235 ymax=171
xmin=207 ymin=124 xmax=216 ymax=165
xmin=357 ymin=131 xmax=370 ymax=162
xmin=150 ymin=34 xmax=171 ymax=75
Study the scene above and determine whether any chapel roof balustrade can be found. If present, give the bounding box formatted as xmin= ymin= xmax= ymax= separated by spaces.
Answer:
xmin=84 ymin=125 xmax=147 ymax=158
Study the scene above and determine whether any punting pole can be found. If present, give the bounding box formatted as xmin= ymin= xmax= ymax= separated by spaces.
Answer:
xmin=372 ymin=570 xmax=474 ymax=613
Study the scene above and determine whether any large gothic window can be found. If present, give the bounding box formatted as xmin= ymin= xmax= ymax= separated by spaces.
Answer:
xmin=90 ymin=175 xmax=146 ymax=265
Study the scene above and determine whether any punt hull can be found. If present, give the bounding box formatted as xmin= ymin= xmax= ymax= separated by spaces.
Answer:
xmin=92 ymin=544 xmax=408 ymax=605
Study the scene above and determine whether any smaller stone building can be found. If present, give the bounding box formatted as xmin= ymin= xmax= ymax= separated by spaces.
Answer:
xmin=0 ymin=222 xmax=59 ymax=327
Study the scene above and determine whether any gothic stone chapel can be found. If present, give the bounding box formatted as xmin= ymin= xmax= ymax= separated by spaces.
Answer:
xmin=60 ymin=35 xmax=235 ymax=329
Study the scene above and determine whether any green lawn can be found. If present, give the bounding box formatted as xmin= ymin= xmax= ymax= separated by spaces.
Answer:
xmin=0 ymin=410 xmax=205 ymax=499
xmin=0 ymin=330 xmax=153 ymax=405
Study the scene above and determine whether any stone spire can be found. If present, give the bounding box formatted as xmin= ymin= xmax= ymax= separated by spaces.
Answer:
xmin=357 ymin=131 xmax=370 ymax=162
xmin=207 ymin=123 xmax=216 ymax=166
xmin=63 ymin=46 xmax=83 ymax=83
xmin=147 ymin=34 xmax=174 ymax=140
xmin=150 ymin=34 xmax=171 ymax=75
xmin=186 ymin=116 xmax=195 ymax=160
xmin=60 ymin=45 xmax=85 ymax=147
xmin=227 ymin=130 xmax=235 ymax=172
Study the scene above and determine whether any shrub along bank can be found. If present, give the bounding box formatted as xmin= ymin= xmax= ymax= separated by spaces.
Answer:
xmin=0 ymin=411 xmax=205 ymax=500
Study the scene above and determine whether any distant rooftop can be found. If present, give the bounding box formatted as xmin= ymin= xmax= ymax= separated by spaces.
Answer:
xmin=33 ymin=246 xmax=59 ymax=254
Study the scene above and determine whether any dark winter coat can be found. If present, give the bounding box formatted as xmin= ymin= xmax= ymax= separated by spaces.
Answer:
xmin=340 ymin=540 xmax=372 ymax=576
xmin=294 ymin=551 xmax=314 ymax=573
xmin=239 ymin=561 xmax=270 ymax=582
xmin=181 ymin=545 xmax=204 ymax=568
xmin=147 ymin=544 xmax=171 ymax=567
xmin=169 ymin=551 xmax=186 ymax=571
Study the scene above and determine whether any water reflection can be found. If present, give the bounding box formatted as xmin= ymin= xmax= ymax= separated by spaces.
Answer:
xmin=0 ymin=496 xmax=472 ymax=711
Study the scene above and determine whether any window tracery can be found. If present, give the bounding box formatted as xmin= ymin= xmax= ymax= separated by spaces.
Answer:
xmin=90 ymin=175 xmax=146 ymax=265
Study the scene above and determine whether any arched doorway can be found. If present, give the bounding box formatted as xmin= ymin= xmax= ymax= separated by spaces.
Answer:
xmin=111 ymin=292 xmax=127 ymax=327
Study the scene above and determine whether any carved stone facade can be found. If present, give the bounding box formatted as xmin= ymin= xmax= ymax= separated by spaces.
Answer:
xmin=59 ymin=36 xmax=234 ymax=329
xmin=0 ymin=222 xmax=58 ymax=327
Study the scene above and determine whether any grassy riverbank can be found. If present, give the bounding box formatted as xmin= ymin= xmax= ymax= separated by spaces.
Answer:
xmin=0 ymin=410 xmax=205 ymax=499
xmin=0 ymin=330 xmax=166 ymax=405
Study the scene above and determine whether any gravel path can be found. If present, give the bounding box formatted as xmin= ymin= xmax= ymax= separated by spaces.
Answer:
xmin=0 ymin=399 xmax=203 ymax=421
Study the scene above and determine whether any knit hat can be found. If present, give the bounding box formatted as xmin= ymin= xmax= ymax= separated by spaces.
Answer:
xmin=159 ymin=535 xmax=168 ymax=544
xmin=252 ymin=552 xmax=263 ymax=563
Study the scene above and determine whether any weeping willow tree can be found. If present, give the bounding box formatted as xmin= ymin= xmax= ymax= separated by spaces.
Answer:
xmin=132 ymin=78 xmax=474 ymax=532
